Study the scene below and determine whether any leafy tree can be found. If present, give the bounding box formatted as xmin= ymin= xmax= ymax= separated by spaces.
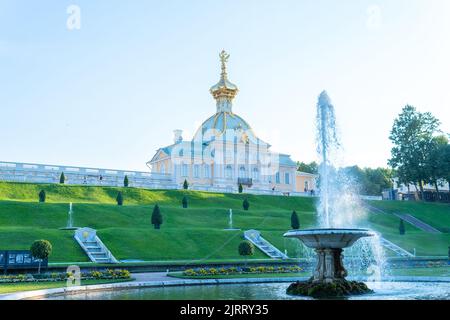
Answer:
xmin=38 ymin=190 xmax=46 ymax=203
xmin=182 ymin=196 xmax=188 ymax=208
xmin=124 ymin=175 xmax=129 ymax=187
xmin=242 ymin=198 xmax=250 ymax=211
xmin=297 ymin=161 xmax=318 ymax=174
xmin=151 ymin=204 xmax=163 ymax=229
xmin=388 ymin=105 xmax=441 ymax=200
xmin=183 ymin=179 xmax=189 ymax=190
xmin=399 ymin=219 xmax=406 ymax=235
xmin=426 ymin=135 xmax=449 ymax=193
xmin=291 ymin=210 xmax=300 ymax=230
xmin=116 ymin=191 xmax=123 ymax=206
xmin=238 ymin=183 xmax=243 ymax=193
xmin=30 ymin=240 xmax=52 ymax=274
xmin=59 ymin=172 xmax=65 ymax=184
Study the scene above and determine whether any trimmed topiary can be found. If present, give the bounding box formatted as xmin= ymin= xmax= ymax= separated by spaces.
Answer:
xmin=291 ymin=210 xmax=299 ymax=230
xmin=30 ymin=240 xmax=52 ymax=274
xmin=238 ymin=183 xmax=243 ymax=193
xmin=59 ymin=172 xmax=65 ymax=184
xmin=183 ymin=179 xmax=189 ymax=190
xmin=399 ymin=219 xmax=405 ymax=235
xmin=116 ymin=191 xmax=123 ymax=206
xmin=38 ymin=190 xmax=46 ymax=203
xmin=238 ymin=240 xmax=254 ymax=257
xmin=182 ymin=196 xmax=188 ymax=208
xmin=124 ymin=175 xmax=129 ymax=187
xmin=242 ymin=198 xmax=250 ymax=211
xmin=151 ymin=204 xmax=163 ymax=229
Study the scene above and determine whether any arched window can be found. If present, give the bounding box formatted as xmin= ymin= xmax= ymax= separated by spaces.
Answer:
xmin=285 ymin=172 xmax=290 ymax=185
xmin=252 ymin=168 xmax=259 ymax=180
xmin=226 ymin=165 xmax=233 ymax=179
xmin=275 ymin=172 xmax=280 ymax=184
xmin=194 ymin=165 xmax=200 ymax=178
xmin=204 ymin=164 xmax=210 ymax=178
xmin=239 ymin=166 xmax=246 ymax=178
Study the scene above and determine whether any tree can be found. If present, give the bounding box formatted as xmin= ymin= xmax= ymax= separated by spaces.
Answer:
xmin=242 ymin=198 xmax=250 ymax=211
xmin=116 ymin=191 xmax=123 ymax=206
xmin=124 ymin=175 xmax=129 ymax=187
xmin=426 ymin=135 xmax=449 ymax=193
xmin=388 ymin=105 xmax=441 ymax=200
xmin=183 ymin=179 xmax=189 ymax=190
xmin=238 ymin=240 xmax=254 ymax=266
xmin=38 ymin=190 xmax=46 ymax=203
xmin=238 ymin=183 xmax=243 ymax=193
xmin=297 ymin=161 xmax=318 ymax=174
xmin=182 ymin=196 xmax=188 ymax=208
xmin=151 ymin=204 xmax=163 ymax=229
xmin=291 ymin=210 xmax=300 ymax=230
xmin=59 ymin=172 xmax=65 ymax=184
xmin=30 ymin=240 xmax=52 ymax=274
xmin=399 ymin=219 xmax=406 ymax=235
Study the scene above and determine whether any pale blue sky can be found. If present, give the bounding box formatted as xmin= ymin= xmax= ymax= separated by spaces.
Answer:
xmin=0 ymin=0 xmax=449 ymax=171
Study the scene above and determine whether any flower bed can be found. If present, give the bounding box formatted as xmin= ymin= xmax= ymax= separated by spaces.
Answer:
xmin=0 ymin=269 xmax=131 ymax=284
xmin=183 ymin=265 xmax=303 ymax=277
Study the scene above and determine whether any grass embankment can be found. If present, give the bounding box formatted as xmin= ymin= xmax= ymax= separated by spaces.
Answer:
xmin=0 ymin=181 xmax=448 ymax=263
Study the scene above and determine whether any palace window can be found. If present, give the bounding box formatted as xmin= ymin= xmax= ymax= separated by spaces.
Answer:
xmin=252 ymin=168 xmax=259 ymax=181
xmin=285 ymin=172 xmax=290 ymax=185
xmin=275 ymin=172 xmax=280 ymax=184
xmin=239 ymin=166 xmax=246 ymax=178
xmin=204 ymin=164 xmax=210 ymax=178
xmin=226 ymin=165 xmax=233 ymax=179
xmin=305 ymin=181 xmax=309 ymax=191
xmin=194 ymin=165 xmax=200 ymax=178
xmin=182 ymin=164 xmax=188 ymax=177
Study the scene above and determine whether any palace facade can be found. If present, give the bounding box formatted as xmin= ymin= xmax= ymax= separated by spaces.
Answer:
xmin=147 ymin=51 xmax=316 ymax=195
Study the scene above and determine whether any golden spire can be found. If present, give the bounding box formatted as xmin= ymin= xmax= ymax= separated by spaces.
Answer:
xmin=219 ymin=50 xmax=230 ymax=79
xmin=210 ymin=50 xmax=238 ymax=113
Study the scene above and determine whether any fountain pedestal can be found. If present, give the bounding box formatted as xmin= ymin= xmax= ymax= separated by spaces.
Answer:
xmin=284 ymin=228 xmax=375 ymax=298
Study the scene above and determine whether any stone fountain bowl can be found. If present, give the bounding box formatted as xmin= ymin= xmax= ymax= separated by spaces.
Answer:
xmin=283 ymin=228 xmax=375 ymax=249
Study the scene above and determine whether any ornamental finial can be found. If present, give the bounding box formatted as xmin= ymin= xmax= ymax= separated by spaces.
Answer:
xmin=219 ymin=50 xmax=230 ymax=78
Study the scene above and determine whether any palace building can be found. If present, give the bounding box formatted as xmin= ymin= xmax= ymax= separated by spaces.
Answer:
xmin=146 ymin=51 xmax=316 ymax=195
xmin=0 ymin=51 xmax=316 ymax=196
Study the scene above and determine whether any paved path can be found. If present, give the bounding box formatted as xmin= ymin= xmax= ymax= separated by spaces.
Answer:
xmin=394 ymin=213 xmax=441 ymax=234
xmin=131 ymin=272 xmax=176 ymax=282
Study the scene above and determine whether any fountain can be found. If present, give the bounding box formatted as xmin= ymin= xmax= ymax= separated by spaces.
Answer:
xmin=284 ymin=91 xmax=377 ymax=298
xmin=224 ymin=209 xmax=240 ymax=231
xmin=59 ymin=202 xmax=78 ymax=230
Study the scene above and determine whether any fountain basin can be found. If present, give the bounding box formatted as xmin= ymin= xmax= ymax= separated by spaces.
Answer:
xmin=283 ymin=228 xmax=375 ymax=297
xmin=283 ymin=228 xmax=375 ymax=249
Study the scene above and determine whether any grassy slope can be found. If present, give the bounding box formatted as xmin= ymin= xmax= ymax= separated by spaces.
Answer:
xmin=0 ymin=182 xmax=448 ymax=262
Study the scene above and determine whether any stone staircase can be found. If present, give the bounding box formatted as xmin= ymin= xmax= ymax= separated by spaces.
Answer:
xmin=379 ymin=237 xmax=414 ymax=258
xmin=244 ymin=230 xmax=289 ymax=259
xmin=74 ymin=227 xmax=118 ymax=263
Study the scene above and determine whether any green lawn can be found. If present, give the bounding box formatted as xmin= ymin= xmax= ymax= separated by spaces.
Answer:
xmin=0 ymin=182 xmax=448 ymax=263
xmin=0 ymin=278 xmax=132 ymax=294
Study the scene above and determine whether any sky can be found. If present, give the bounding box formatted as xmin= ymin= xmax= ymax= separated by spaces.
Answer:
xmin=0 ymin=0 xmax=449 ymax=172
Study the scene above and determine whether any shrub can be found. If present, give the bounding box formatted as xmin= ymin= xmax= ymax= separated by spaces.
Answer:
xmin=242 ymin=198 xmax=250 ymax=211
xmin=182 ymin=196 xmax=188 ymax=208
xmin=291 ymin=210 xmax=300 ymax=229
xmin=238 ymin=183 xmax=243 ymax=193
xmin=59 ymin=172 xmax=65 ymax=184
xmin=238 ymin=240 xmax=254 ymax=257
xmin=399 ymin=219 xmax=405 ymax=235
xmin=38 ymin=190 xmax=46 ymax=203
xmin=151 ymin=204 xmax=163 ymax=229
xmin=116 ymin=191 xmax=123 ymax=206
xmin=124 ymin=175 xmax=129 ymax=187
xmin=183 ymin=179 xmax=189 ymax=190
xmin=30 ymin=240 xmax=52 ymax=274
